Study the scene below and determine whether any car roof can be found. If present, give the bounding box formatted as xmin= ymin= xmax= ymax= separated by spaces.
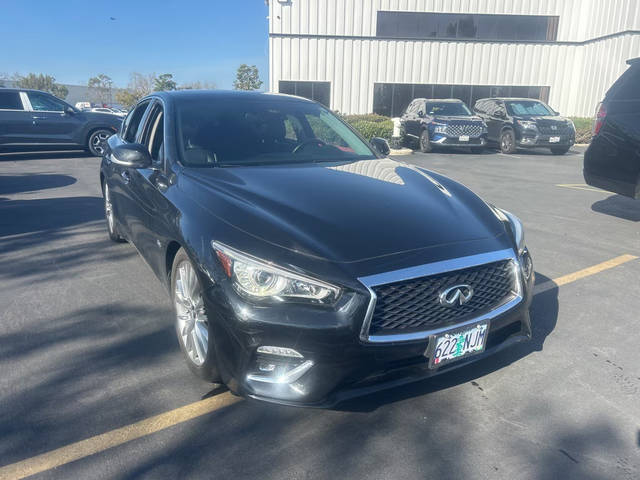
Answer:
xmin=477 ymin=97 xmax=544 ymax=102
xmin=413 ymin=98 xmax=464 ymax=103
xmin=627 ymin=57 xmax=640 ymax=65
xmin=150 ymin=89 xmax=315 ymax=105
xmin=0 ymin=87 xmax=55 ymax=94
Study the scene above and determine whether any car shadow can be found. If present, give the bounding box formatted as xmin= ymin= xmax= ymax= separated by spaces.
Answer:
xmin=591 ymin=194 xmax=640 ymax=222
xmin=334 ymin=272 xmax=559 ymax=412
xmin=0 ymin=174 xmax=77 ymax=195
xmin=0 ymin=149 xmax=91 ymax=161
xmin=0 ymin=196 xmax=104 ymax=237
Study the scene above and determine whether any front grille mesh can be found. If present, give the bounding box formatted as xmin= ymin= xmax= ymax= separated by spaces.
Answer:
xmin=369 ymin=260 xmax=515 ymax=335
xmin=445 ymin=123 xmax=484 ymax=137
xmin=537 ymin=122 xmax=572 ymax=135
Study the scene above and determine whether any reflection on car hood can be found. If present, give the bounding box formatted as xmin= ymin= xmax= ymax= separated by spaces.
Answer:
xmin=514 ymin=115 xmax=570 ymax=123
xmin=184 ymin=158 xmax=507 ymax=263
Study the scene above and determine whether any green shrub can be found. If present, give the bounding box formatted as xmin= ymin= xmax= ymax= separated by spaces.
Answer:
xmin=569 ymin=117 xmax=593 ymax=144
xmin=342 ymin=114 xmax=394 ymax=140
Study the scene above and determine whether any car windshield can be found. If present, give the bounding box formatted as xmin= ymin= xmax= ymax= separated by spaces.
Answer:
xmin=505 ymin=100 xmax=554 ymax=116
xmin=425 ymin=102 xmax=472 ymax=116
xmin=176 ymin=97 xmax=376 ymax=167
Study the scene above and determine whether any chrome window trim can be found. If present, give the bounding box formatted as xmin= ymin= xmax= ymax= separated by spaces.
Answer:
xmin=358 ymin=248 xmax=523 ymax=343
xmin=19 ymin=92 xmax=32 ymax=111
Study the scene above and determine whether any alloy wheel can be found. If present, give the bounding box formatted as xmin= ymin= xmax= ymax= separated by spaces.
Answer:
xmin=90 ymin=130 xmax=111 ymax=156
xmin=104 ymin=183 xmax=114 ymax=233
xmin=174 ymin=261 xmax=209 ymax=366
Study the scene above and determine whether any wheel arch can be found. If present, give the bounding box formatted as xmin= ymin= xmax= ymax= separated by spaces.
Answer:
xmin=165 ymin=240 xmax=183 ymax=285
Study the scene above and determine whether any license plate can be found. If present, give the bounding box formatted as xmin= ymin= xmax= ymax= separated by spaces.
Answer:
xmin=459 ymin=135 xmax=470 ymax=142
xmin=549 ymin=136 xmax=560 ymax=143
xmin=428 ymin=322 xmax=488 ymax=368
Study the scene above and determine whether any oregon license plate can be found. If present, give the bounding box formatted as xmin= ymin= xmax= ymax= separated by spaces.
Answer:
xmin=428 ymin=322 xmax=488 ymax=368
xmin=459 ymin=135 xmax=470 ymax=142
xmin=549 ymin=136 xmax=561 ymax=143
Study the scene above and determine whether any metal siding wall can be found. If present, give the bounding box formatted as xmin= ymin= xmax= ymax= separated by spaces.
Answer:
xmin=271 ymin=34 xmax=639 ymax=116
xmin=269 ymin=0 xmax=640 ymax=41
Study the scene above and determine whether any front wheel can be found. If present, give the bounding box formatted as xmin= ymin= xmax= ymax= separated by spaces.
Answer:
xmin=103 ymin=182 xmax=125 ymax=242
xmin=171 ymin=248 xmax=221 ymax=382
xmin=88 ymin=129 xmax=113 ymax=157
xmin=500 ymin=130 xmax=517 ymax=154
xmin=419 ymin=129 xmax=432 ymax=153
xmin=550 ymin=146 xmax=570 ymax=155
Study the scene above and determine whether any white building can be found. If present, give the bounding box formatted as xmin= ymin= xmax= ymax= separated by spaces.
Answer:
xmin=268 ymin=0 xmax=640 ymax=117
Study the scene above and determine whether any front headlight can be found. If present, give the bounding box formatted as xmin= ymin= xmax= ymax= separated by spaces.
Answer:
xmin=493 ymin=207 xmax=533 ymax=280
xmin=516 ymin=120 xmax=538 ymax=130
xmin=212 ymin=241 xmax=341 ymax=305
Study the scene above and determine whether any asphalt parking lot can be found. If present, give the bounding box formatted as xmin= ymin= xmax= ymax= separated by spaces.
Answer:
xmin=1 ymin=146 xmax=639 ymax=480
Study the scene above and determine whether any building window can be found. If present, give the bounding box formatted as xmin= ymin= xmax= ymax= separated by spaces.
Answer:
xmin=376 ymin=12 xmax=559 ymax=42
xmin=373 ymin=83 xmax=550 ymax=117
xmin=279 ymin=81 xmax=331 ymax=107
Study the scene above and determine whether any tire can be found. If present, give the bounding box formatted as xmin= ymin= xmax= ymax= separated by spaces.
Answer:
xmin=88 ymin=129 xmax=113 ymax=157
xmin=103 ymin=182 xmax=126 ymax=242
xmin=470 ymin=147 xmax=484 ymax=154
xmin=500 ymin=129 xmax=517 ymax=154
xmin=419 ymin=129 xmax=432 ymax=153
xmin=550 ymin=146 xmax=570 ymax=155
xmin=171 ymin=248 xmax=221 ymax=382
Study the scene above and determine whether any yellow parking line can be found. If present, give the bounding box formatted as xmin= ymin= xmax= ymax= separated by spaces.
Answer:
xmin=534 ymin=254 xmax=638 ymax=295
xmin=556 ymin=183 xmax=605 ymax=193
xmin=0 ymin=392 xmax=240 ymax=480
xmin=1 ymin=254 xmax=638 ymax=479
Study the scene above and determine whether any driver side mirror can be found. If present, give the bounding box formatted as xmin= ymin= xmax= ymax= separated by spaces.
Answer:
xmin=417 ymin=110 xmax=425 ymax=118
xmin=495 ymin=110 xmax=506 ymax=119
xmin=111 ymin=143 xmax=152 ymax=169
xmin=370 ymin=137 xmax=391 ymax=156
xmin=65 ymin=106 xmax=75 ymax=115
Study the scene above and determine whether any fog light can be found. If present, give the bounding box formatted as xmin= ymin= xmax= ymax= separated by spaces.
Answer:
xmin=247 ymin=360 xmax=314 ymax=384
xmin=257 ymin=346 xmax=303 ymax=358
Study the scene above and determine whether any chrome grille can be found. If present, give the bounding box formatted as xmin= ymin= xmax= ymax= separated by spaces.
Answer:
xmin=537 ymin=122 xmax=572 ymax=135
xmin=445 ymin=123 xmax=484 ymax=137
xmin=369 ymin=260 xmax=515 ymax=335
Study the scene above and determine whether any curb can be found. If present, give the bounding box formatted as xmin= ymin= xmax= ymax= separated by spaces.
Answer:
xmin=389 ymin=148 xmax=413 ymax=156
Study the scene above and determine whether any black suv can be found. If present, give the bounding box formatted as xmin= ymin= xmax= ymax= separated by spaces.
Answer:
xmin=401 ymin=98 xmax=487 ymax=153
xmin=584 ymin=57 xmax=640 ymax=199
xmin=474 ymin=97 xmax=575 ymax=155
xmin=0 ymin=88 xmax=122 ymax=156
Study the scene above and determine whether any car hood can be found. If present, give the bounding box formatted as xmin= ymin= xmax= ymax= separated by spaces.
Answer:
xmin=183 ymin=158 xmax=507 ymax=263
xmin=433 ymin=115 xmax=484 ymax=123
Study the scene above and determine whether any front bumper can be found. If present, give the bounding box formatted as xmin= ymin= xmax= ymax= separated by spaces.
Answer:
xmin=517 ymin=132 xmax=575 ymax=148
xmin=204 ymin=255 xmax=534 ymax=408
xmin=431 ymin=135 xmax=487 ymax=148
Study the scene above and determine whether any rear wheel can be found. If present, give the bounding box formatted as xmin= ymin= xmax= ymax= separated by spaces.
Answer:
xmin=103 ymin=182 xmax=125 ymax=242
xmin=500 ymin=129 xmax=517 ymax=154
xmin=550 ymin=146 xmax=570 ymax=155
xmin=88 ymin=129 xmax=112 ymax=157
xmin=419 ymin=129 xmax=432 ymax=153
xmin=171 ymin=248 xmax=221 ymax=382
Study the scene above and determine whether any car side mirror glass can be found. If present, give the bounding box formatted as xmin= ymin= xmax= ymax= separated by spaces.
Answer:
xmin=65 ymin=106 xmax=75 ymax=115
xmin=111 ymin=143 xmax=152 ymax=168
xmin=370 ymin=137 xmax=391 ymax=156
xmin=496 ymin=110 xmax=505 ymax=118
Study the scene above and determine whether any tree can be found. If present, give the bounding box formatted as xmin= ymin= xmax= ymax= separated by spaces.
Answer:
xmin=115 ymin=72 xmax=156 ymax=108
xmin=13 ymin=73 xmax=68 ymax=99
xmin=88 ymin=74 xmax=113 ymax=104
xmin=233 ymin=64 xmax=263 ymax=91
xmin=153 ymin=73 xmax=177 ymax=91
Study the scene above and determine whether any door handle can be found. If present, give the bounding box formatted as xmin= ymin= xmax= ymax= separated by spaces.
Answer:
xmin=120 ymin=170 xmax=130 ymax=184
xmin=32 ymin=116 xmax=46 ymax=120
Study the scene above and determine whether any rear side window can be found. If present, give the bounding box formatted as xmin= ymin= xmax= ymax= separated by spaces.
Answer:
xmin=0 ymin=91 xmax=24 ymax=110
xmin=27 ymin=91 xmax=67 ymax=112
xmin=609 ymin=65 xmax=640 ymax=101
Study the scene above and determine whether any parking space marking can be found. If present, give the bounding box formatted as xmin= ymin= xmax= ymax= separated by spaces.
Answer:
xmin=556 ymin=183 xmax=605 ymax=193
xmin=534 ymin=254 xmax=638 ymax=295
xmin=0 ymin=392 xmax=240 ymax=480
xmin=1 ymin=254 xmax=637 ymax=480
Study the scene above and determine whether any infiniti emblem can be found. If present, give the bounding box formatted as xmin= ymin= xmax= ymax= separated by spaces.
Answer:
xmin=439 ymin=284 xmax=474 ymax=307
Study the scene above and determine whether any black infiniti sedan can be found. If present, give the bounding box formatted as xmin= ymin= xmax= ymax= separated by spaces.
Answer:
xmin=101 ymin=90 xmax=534 ymax=406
